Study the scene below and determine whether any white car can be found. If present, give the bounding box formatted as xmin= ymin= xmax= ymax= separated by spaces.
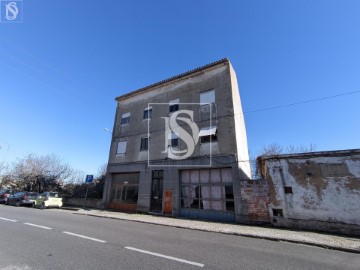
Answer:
xmin=34 ymin=192 xmax=63 ymax=209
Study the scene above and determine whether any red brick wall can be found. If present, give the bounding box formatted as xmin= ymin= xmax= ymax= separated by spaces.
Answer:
xmin=108 ymin=202 xmax=137 ymax=212
xmin=240 ymin=180 xmax=271 ymax=223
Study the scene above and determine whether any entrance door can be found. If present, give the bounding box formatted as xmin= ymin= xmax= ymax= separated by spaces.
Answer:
xmin=150 ymin=170 xmax=163 ymax=213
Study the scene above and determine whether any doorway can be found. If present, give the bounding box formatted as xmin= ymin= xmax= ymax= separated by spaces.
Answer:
xmin=150 ymin=170 xmax=163 ymax=213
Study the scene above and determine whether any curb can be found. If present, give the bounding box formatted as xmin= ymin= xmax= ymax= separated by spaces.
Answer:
xmin=72 ymin=212 xmax=360 ymax=254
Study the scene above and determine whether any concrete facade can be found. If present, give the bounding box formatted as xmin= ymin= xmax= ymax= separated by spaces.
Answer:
xmin=258 ymin=149 xmax=360 ymax=235
xmin=103 ymin=59 xmax=251 ymax=223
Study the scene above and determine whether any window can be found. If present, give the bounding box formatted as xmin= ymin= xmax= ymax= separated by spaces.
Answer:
xmin=201 ymin=134 xmax=217 ymax=144
xmin=143 ymin=107 xmax=152 ymax=119
xmin=200 ymin=89 xmax=215 ymax=105
xmin=120 ymin=186 xmax=139 ymax=203
xmin=121 ymin=112 xmax=130 ymax=125
xmin=169 ymin=99 xmax=179 ymax=113
xmin=180 ymin=168 xmax=234 ymax=212
xmin=110 ymin=173 xmax=139 ymax=204
xmin=199 ymin=126 xmax=217 ymax=144
xmin=171 ymin=137 xmax=179 ymax=148
xmin=117 ymin=141 xmax=127 ymax=155
xmin=168 ymin=133 xmax=179 ymax=148
xmin=200 ymin=90 xmax=216 ymax=120
xmin=272 ymin=208 xmax=283 ymax=217
xmin=140 ymin=137 xmax=148 ymax=151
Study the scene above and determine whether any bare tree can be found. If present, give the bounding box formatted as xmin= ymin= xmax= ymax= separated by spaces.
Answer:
xmin=251 ymin=143 xmax=317 ymax=179
xmin=258 ymin=142 xmax=316 ymax=156
xmin=0 ymin=161 xmax=8 ymax=178
xmin=12 ymin=153 xmax=73 ymax=193
xmin=96 ymin=163 xmax=107 ymax=179
xmin=258 ymin=143 xmax=284 ymax=156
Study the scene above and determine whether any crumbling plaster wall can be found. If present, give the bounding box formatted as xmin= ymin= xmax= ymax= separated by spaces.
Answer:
xmin=265 ymin=155 xmax=360 ymax=227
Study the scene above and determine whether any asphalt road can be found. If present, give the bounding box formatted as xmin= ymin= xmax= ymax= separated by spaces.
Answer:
xmin=0 ymin=205 xmax=359 ymax=270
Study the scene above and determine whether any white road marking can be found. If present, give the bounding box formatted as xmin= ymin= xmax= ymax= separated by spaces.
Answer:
xmin=24 ymin=223 xmax=52 ymax=230
xmin=124 ymin=246 xmax=205 ymax=268
xmin=62 ymin=231 xmax=106 ymax=243
xmin=0 ymin=217 xmax=17 ymax=222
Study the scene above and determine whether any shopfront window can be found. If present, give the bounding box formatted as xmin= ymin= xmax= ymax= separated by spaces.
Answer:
xmin=110 ymin=173 xmax=139 ymax=204
xmin=180 ymin=168 xmax=234 ymax=212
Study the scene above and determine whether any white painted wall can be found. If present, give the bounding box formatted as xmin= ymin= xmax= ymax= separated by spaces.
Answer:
xmin=229 ymin=63 xmax=251 ymax=178
xmin=266 ymin=154 xmax=360 ymax=226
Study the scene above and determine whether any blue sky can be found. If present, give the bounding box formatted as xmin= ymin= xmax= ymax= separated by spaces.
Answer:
xmin=0 ymin=0 xmax=359 ymax=175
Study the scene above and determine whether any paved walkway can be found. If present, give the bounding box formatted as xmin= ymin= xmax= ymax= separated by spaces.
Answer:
xmin=59 ymin=207 xmax=360 ymax=253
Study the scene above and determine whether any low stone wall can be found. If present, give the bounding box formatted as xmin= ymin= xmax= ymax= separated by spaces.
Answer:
xmin=64 ymin=198 xmax=103 ymax=209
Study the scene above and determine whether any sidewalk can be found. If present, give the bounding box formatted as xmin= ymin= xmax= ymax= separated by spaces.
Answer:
xmin=60 ymin=207 xmax=360 ymax=253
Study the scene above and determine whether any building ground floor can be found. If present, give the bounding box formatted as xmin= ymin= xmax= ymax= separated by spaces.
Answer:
xmin=103 ymin=156 xmax=249 ymax=223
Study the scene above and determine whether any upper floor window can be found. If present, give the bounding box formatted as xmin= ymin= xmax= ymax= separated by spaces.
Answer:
xmin=199 ymin=126 xmax=217 ymax=144
xmin=121 ymin=112 xmax=130 ymax=125
xmin=169 ymin=99 xmax=179 ymax=113
xmin=117 ymin=141 xmax=127 ymax=155
xmin=200 ymin=89 xmax=215 ymax=105
xmin=170 ymin=133 xmax=179 ymax=148
xmin=140 ymin=137 xmax=149 ymax=151
xmin=143 ymin=107 xmax=152 ymax=119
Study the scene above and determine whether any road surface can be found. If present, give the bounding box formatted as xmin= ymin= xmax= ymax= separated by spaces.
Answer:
xmin=0 ymin=205 xmax=358 ymax=270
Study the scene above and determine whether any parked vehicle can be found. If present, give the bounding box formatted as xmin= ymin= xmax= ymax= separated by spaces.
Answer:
xmin=0 ymin=189 xmax=12 ymax=203
xmin=34 ymin=192 xmax=63 ymax=209
xmin=6 ymin=192 xmax=39 ymax=207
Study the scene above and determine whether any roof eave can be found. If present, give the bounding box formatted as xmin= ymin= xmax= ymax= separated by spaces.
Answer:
xmin=115 ymin=58 xmax=230 ymax=102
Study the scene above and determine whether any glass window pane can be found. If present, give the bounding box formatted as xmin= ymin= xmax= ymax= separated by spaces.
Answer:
xmin=200 ymin=170 xmax=209 ymax=183
xmin=190 ymin=186 xmax=202 ymax=209
xmin=117 ymin=141 xmax=127 ymax=154
xmin=200 ymin=89 xmax=215 ymax=104
xmin=140 ymin=138 xmax=148 ymax=151
xmin=110 ymin=189 xmax=116 ymax=201
xmin=181 ymin=186 xmax=189 ymax=208
xmin=190 ymin=170 xmax=199 ymax=184
xmin=211 ymin=186 xmax=223 ymax=199
xmin=221 ymin=168 xmax=232 ymax=183
xmin=116 ymin=187 xmax=122 ymax=200
xmin=226 ymin=200 xmax=235 ymax=211
xmin=122 ymin=186 xmax=138 ymax=203
xmin=181 ymin=170 xmax=189 ymax=184
xmin=169 ymin=104 xmax=179 ymax=112
xmin=225 ymin=185 xmax=234 ymax=200
xmin=211 ymin=169 xmax=221 ymax=183
xmin=201 ymin=186 xmax=211 ymax=210
xmin=171 ymin=138 xmax=179 ymax=147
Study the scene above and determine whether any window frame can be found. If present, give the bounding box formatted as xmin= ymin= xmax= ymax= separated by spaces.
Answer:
xmin=116 ymin=141 xmax=127 ymax=155
xmin=121 ymin=112 xmax=131 ymax=125
xmin=199 ymin=126 xmax=218 ymax=144
xmin=168 ymin=132 xmax=179 ymax=149
xmin=200 ymin=89 xmax=215 ymax=105
xmin=171 ymin=138 xmax=179 ymax=148
xmin=140 ymin=137 xmax=149 ymax=151
xmin=143 ymin=107 xmax=152 ymax=119
xmin=200 ymin=134 xmax=218 ymax=144
xmin=180 ymin=169 xmax=234 ymax=212
xmin=169 ymin=99 xmax=179 ymax=113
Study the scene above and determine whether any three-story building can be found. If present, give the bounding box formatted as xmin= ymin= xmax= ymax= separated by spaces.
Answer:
xmin=103 ymin=58 xmax=251 ymax=223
